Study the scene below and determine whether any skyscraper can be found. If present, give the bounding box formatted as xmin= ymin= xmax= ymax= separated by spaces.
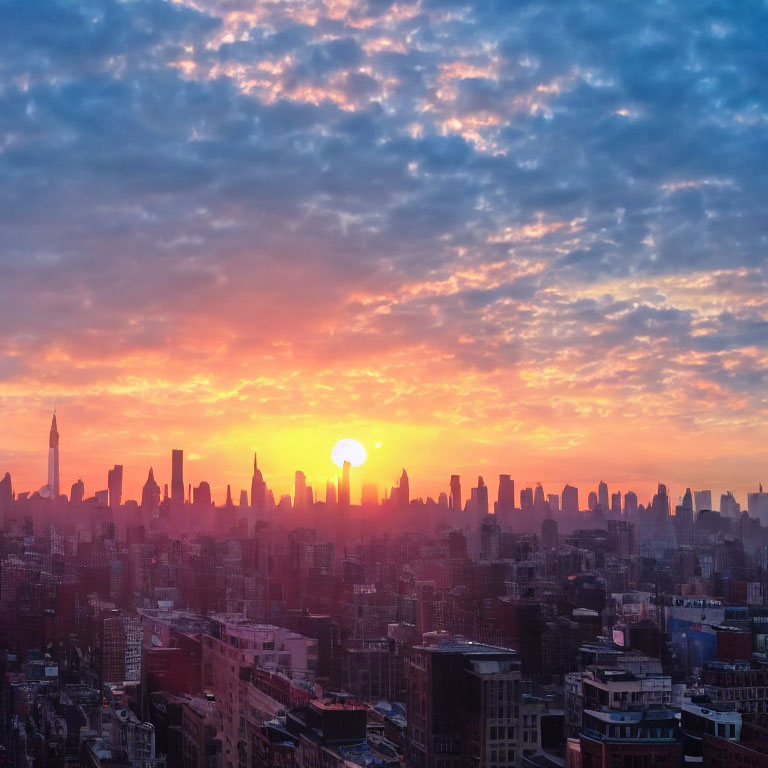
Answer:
xmin=171 ymin=450 xmax=184 ymax=507
xmin=532 ymin=483 xmax=550 ymax=527
xmin=48 ymin=412 xmax=60 ymax=499
xmin=652 ymin=483 xmax=670 ymax=524
xmin=338 ymin=461 xmax=350 ymax=508
xmin=193 ymin=481 xmax=212 ymax=506
xmin=562 ymin=484 xmax=579 ymax=517
xmin=610 ymin=491 xmax=622 ymax=516
xmin=496 ymin=474 xmax=515 ymax=526
xmin=108 ymin=464 xmax=123 ymax=512
xmin=325 ymin=480 xmax=337 ymax=506
xmin=251 ymin=453 xmax=266 ymax=511
xmin=694 ymin=490 xmax=713 ymax=512
xmin=497 ymin=474 xmax=515 ymax=511
xmin=294 ymin=471 xmax=307 ymax=511
xmin=475 ymin=476 xmax=488 ymax=516
xmin=141 ymin=468 xmax=160 ymax=520
xmin=70 ymin=478 xmax=84 ymax=506
xmin=449 ymin=475 xmax=462 ymax=513
xmin=520 ymin=487 xmax=534 ymax=514
xmin=623 ymin=491 xmax=638 ymax=518
xmin=598 ymin=481 xmax=609 ymax=512
xmin=748 ymin=484 xmax=768 ymax=526
xmin=0 ymin=472 xmax=13 ymax=521
xmin=399 ymin=469 xmax=410 ymax=508
xmin=720 ymin=491 xmax=739 ymax=518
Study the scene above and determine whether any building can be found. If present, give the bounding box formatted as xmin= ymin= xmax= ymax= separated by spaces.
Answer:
xmin=562 ymin=485 xmax=579 ymax=518
xmin=406 ymin=636 xmax=522 ymax=768
xmin=702 ymin=660 xmax=768 ymax=716
xmin=203 ymin=615 xmax=318 ymax=768
xmin=571 ymin=708 xmax=682 ymax=767
xmin=48 ymin=412 xmax=60 ymax=499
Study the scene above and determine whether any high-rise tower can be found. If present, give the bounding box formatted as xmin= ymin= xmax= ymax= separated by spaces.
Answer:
xmin=294 ymin=471 xmax=307 ymax=511
xmin=48 ymin=412 xmax=60 ymax=499
xmin=251 ymin=453 xmax=266 ymax=511
xmin=171 ymin=450 xmax=184 ymax=528
xmin=562 ymin=484 xmax=579 ymax=517
xmin=108 ymin=464 xmax=123 ymax=511
xmin=598 ymin=481 xmax=609 ymax=512
xmin=399 ymin=469 xmax=410 ymax=508
xmin=450 ymin=475 xmax=462 ymax=513
xmin=338 ymin=461 xmax=351 ymax=508
xmin=141 ymin=467 xmax=160 ymax=520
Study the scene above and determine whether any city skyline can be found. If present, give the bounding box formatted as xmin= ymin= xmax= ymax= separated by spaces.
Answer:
xmin=3 ymin=409 xmax=763 ymax=512
xmin=1 ymin=1 xmax=767 ymax=518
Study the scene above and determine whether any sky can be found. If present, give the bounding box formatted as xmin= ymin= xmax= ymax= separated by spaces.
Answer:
xmin=1 ymin=0 xmax=767 ymax=508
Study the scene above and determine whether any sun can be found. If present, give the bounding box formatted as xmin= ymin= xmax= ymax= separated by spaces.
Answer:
xmin=331 ymin=438 xmax=367 ymax=468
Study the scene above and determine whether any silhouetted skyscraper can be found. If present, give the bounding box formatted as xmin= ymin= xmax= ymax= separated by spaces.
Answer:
xmin=108 ymin=464 xmax=123 ymax=511
xmin=70 ymin=478 xmax=84 ymax=506
xmin=623 ymin=491 xmax=638 ymax=517
xmin=399 ymin=469 xmax=410 ymax=508
xmin=339 ymin=461 xmax=350 ymax=508
xmin=681 ymin=488 xmax=693 ymax=512
xmin=193 ymin=481 xmax=212 ymax=506
xmin=520 ymin=487 xmax=533 ymax=512
xmin=541 ymin=517 xmax=559 ymax=549
xmin=720 ymin=491 xmax=739 ymax=518
xmin=48 ymin=412 xmax=60 ymax=499
xmin=610 ymin=491 xmax=621 ymax=516
xmin=251 ymin=453 xmax=266 ymax=511
xmin=225 ymin=484 xmax=234 ymax=508
xmin=496 ymin=474 xmax=515 ymax=526
xmin=294 ymin=471 xmax=307 ymax=511
xmin=652 ymin=483 xmax=670 ymax=524
xmin=239 ymin=489 xmax=248 ymax=507
xmin=520 ymin=487 xmax=534 ymax=529
xmin=562 ymin=484 xmax=579 ymax=516
xmin=171 ymin=450 xmax=183 ymax=506
xmin=547 ymin=493 xmax=560 ymax=513
xmin=533 ymin=483 xmax=549 ymax=525
xmin=497 ymin=475 xmax=514 ymax=510
xmin=694 ymin=490 xmax=713 ymax=512
xmin=598 ymin=481 xmax=609 ymax=512
xmin=326 ymin=480 xmax=337 ymax=506
xmin=141 ymin=468 xmax=160 ymax=520
xmin=588 ymin=491 xmax=597 ymax=511
xmin=450 ymin=475 xmax=462 ymax=513
xmin=0 ymin=472 xmax=11 ymax=520
xmin=475 ymin=476 xmax=488 ymax=516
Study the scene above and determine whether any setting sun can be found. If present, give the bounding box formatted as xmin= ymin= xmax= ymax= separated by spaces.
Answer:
xmin=331 ymin=438 xmax=367 ymax=468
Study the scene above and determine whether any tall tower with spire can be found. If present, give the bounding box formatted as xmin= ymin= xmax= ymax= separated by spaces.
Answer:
xmin=141 ymin=467 xmax=161 ymax=520
xmin=251 ymin=453 xmax=266 ymax=512
xmin=48 ymin=412 xmax=60 ymax=499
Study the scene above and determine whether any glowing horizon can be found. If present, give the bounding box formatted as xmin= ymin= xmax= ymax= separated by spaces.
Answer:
xmin=0 ymin=0 xmax=766 ymax=509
